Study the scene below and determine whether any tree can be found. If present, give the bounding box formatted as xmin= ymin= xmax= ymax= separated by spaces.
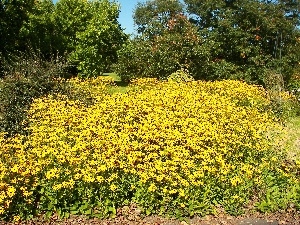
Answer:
xmin=184 ymin=0 xmax=300 ymax=84
xmin=117 ymin=0 xmax=299 ymax=85
xmin=0 ymin=0 xmax=37 ymax=77
xmin=116 ymin=0 xmax=188 ymax=81
xmin=134 ymin=0 xmax=184 ymax=36
xmin=53 ymin=0 xmax=93 ymax=55
xmin=1 ymin=0 xmax=127 ymax=77
xmin=116 ymin=0 xmax=237 ymax=81
xmin=116 ymin=9 xmax=214 ymax=81
xmin=0 ymin=0 xmax=35 ymax=54
xmin=71 ymin=0 xmax=127 ymax=77
xmin=19 ymin=0 xmax=58 ymax=58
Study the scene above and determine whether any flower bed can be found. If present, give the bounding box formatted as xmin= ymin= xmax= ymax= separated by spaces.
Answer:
xmin=0 ymin=79 xmax=299 ymax=221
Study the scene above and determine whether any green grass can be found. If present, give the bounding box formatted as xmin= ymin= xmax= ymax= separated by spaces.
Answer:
xmin=102 ymin=72 xmax=129 ymax=94
xmin=285 ymin=116 xmax=300 ymax=162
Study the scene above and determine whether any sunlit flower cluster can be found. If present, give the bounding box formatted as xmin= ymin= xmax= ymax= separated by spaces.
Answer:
xmin=0 ymin=78 xmax=297 ymax=219
xmin=64 ymin=76 xmax=115 ymax=104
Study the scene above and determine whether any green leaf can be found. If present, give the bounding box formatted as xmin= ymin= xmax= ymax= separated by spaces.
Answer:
xmin=109 ymin=206 xmax=116 ymax=215
xmin=85 ymin=208 xmax=92 ymax=215
xmin=64 ymin=212 xmax=70 ymax=218
xmin=80 ymin=202 xmax=89 ymax=211
xmin=70 ymin=210 xmax=79 ymax=215
xmin=45 ymin=211 xmax=52 ymax=219
xmin=146 ymin=209 xmax=151 ymax=215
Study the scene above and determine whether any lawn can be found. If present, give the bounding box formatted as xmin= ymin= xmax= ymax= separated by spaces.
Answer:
xmin=286 ymin=116 xmax=300 ymax=162
xmin=102 ymin=73 xmax=129 ymax=94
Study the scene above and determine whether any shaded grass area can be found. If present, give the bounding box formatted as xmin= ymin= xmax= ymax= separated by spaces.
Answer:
xmin=285 ymin=116 xmax=300 ymax=162
xmin=102 ymin=73 xmax=129 ymax=94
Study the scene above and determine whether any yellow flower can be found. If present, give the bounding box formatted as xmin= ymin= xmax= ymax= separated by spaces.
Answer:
xmin=45 ymin=168 xmax=59 ymax=180
xmin=99 ymin=165 xmax=107 ymax=171
xmin=230 ymin=177 xmax=242 ymax=187
xmin=74 ymin=173 xmax=82 ymax=180
xmin=83 ymin=174 xmax=95 ymax=183
xmin=6 ymin=186 xmax=16 ymax=198
xmin=0 ymin=78 xmax=289 ymax=216
xmin=53 ymin=184 xmax=63 ymax=191
xmin=96 ymin=176 xmax=104 ymax=183
xmin=169 ymin=189 xmax=177 ymax=194
xmin=110 ymin=184 xmax=117 ymax=192
xmin=11 ymin=165 xmax=19 ymax=173
xmin=232 ymin=195 xmax=239 ymax=199
xmin=13 ymin=215 xmax=21 ymax=222
xmin=179 ymin=189 xmax=185 ymax=197
xmin=0 ymin=206 xmax=4 ymax=214
xmin=148 ymin=183 xmax=157 ymax=192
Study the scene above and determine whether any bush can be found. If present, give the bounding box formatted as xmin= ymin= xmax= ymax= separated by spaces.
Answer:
xmin=264 ymin=70 xmax=300 ymax=119
xmin=114 ymin=14 xmax=212 ymax=82
xmin=1 ymin=0 xmax=127 ymax=78
xmin=0 ymin=52 xmax=69 ymax=136
xmin=0 ymin=79 xmax=298 ymax=221
xmin=167 ymin=69 xmax=194 ymax=82
xmin=69 ymin=0 xmax=127 ymax=78
xmin=287 ymin=68 xmax=300 ymax=105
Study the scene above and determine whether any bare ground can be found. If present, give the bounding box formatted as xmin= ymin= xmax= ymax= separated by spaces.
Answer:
xmin=1 ymin=205 xmax=299 ymax=225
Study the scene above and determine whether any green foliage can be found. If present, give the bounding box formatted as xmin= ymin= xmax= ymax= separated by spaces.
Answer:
xmin=269 ymin=95 xmax=300 ymax=119
xmin=19 ymin=0 xmax=59 ymax=58
xmin=184 ymin=0 xmax=300 ymax=84
xmin=256 ymin=168 xmax=300 ymax=212
xmin=0 ymin=0 xmax=36 ymax=76
xmin=133 ymin=0 xmax=184 ymax=36
xmin=70 ymin=0 xmax=127 ymax=77
xmin=288 ymin=66 xmax=300 ymax=103
xmin=115 ymin=14 xmax=212 ymax=81
xmin=53 ymin=0 xmax=93 ymax=55
xmin=0 ymin=0 xmax=35 ymax=54
xmin=167 ymin=69 xmax=194 ymax=82
xmin=61 ymin=76 xmax=116 ymax=106
xmin=116 ymin=0 xmax=300 ymax=84
xmin=1 ymin=0 xmax=127 ymax=77
xmin=0 ymin=52 xmax=69 ymax=136
xmin=264 ymin=70 xmax=300 ymax=119
xmin=114 ymin=40 xmax=149 ymax=82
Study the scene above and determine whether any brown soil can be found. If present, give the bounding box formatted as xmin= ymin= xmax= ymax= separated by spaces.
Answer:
xmin=1 ymin=206 xmax=299 ymax=225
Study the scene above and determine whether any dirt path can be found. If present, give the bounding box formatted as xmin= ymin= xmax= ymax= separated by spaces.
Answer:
xmin=1 ymin=209 xmax=299 ymax=225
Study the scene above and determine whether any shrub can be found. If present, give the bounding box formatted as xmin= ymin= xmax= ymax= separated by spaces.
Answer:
xmin=0 ymin=79 xmax=298 ymax=221
xmin=264 ymin=70 xmax=300 ymax=119
xmin=287 ymin=68 xmax=300 ymax=105
xmin=0 ymin=52 xmax=69 ymax=136
xmin=114 ymin=14 xmax=212 ymax=82
xmin=167 ymin=69 xmax=194 ymax=82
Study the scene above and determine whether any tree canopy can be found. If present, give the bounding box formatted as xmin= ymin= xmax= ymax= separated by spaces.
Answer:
xmin=134 ymin=0 xmax=185 ymax=36
xmin=0 ymin=0 xmax=127 ymax=77
xmin=116 ymin=0 xmax=300 ymax=85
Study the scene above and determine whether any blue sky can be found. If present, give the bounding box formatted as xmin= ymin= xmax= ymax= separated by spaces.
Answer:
xmin=117 ymin=0 xmax=145 ymax=34
xmin=53 ymin=0 xmax=144 ymax=35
